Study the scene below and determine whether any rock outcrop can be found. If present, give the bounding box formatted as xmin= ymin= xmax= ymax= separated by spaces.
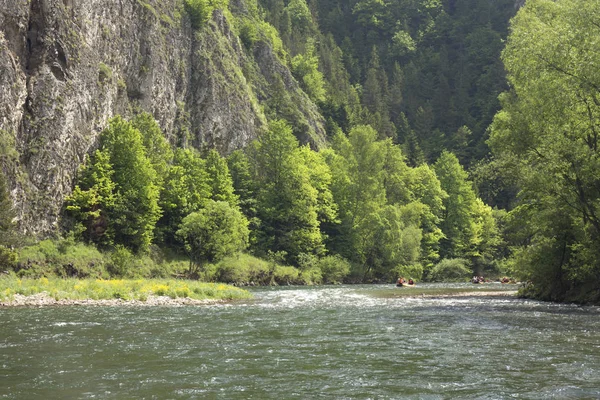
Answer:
xmin=0 ymin=0 xmax=326 ymax=236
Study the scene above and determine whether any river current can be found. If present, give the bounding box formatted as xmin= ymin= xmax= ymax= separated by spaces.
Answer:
xmin=1 ymin=283 xmax=599 ymax=399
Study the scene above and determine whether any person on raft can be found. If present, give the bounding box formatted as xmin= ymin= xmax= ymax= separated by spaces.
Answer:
xmin=397 ymin=277 xmax=406 ymax=285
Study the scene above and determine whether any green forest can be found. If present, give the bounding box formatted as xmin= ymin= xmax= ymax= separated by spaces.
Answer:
xmin=1 ymin=0 xmax=599 ymax=304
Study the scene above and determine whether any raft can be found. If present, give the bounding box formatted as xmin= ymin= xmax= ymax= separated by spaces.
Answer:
xmin=396 ymin=283 xmax=415 ymax=287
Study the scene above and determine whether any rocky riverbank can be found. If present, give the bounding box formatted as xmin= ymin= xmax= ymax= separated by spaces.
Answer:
xmin=0 ymin=291 xmax=225 ymax=307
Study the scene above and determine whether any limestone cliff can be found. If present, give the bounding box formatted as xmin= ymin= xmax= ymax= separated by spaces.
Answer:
xmin=0 ymin=0 xmax=326 ymax=236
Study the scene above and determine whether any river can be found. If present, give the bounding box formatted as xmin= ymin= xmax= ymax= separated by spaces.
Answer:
xmin=1 ymin=283 xmax=599 ymax=399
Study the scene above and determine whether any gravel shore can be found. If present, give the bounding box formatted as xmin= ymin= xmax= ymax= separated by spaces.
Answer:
xmin=0 ymin=292 xmax=224 ymax=307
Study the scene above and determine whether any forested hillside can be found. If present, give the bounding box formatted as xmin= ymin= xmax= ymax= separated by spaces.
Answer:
xmin=262 ymin=0 xmax=515 ymax=166
xmin=1 ymin=0 xmax=598 ymax=303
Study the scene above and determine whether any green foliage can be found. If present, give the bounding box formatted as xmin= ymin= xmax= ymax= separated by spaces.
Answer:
xmin=285 ymin=0 xmax=312 ymax=31
xmin=98 ymin=62 xmax=112 ymax=83
xmin=434 ymin=151 xmax=477 ymax=259
xmin=48 ymin=0 xmax=517 ymax=287
xmin=177 ymin=200 xmax=249 ymax=273
xmin=12 ymin=238 xmax=190 ymax=280
xmin=215 ymin=253 xmax=271 ymax=285
xmin=0 ymin=170 xmax=16 ymax=248
xmin=298 ymin=146 xmax=338 ymax=226
xmin=429 ymin=258 xmax=471 ymax=282
xmin=0 ymin=277 xmax=252 ymax=302
xmin=158 ymin=148 xmax=211 ymax=245
xmin=317 ymin=254 xmax=350 ymax=284
xmin=65 ymin=149 xmax=116 ymax=247
xmin=101 ymin=117 xmax=161 ymax=252
xmin=0 ymin=130 xmax=19 ymax=166
xmin=131 ymin=112 xmax=173 ymax=186
xmin=258 ymin=21 xmax=287 ymax=60
xmin=15 ymin=239 xmax=108 ymax=279
xmin=107 ymin=245 xmax=133 ymax=277
xmin=391 ymin=263 xmax=424 ymax=282
xmin=291 ymin=39 xmax=326 ymax=103
xmin=205 ymin=149 xmax=238 ymax=207
xmin=248 ymin=120 xmax=327 ymax=264
xmin=0 ymin=245 xmax=17 ymax=270
xmin=67 ymin=117 xmax=161 ymax=253
xmin=239 ymin=19 xmax=259 ymax=50
xmin=489 ymin=0 xmax=600 ymax=302
xmin=433 ymin=152 xmax=501 ymax=271
xmin=184 ymin=0 xmax=229 ymax=29
xmin=391 ymin=30 xmax=416 ymax=57
xmin=300 ymin=267 xmax=322 ymax=285
xmin=326 ymin=126 xmax=427 ymax=280
xmin=212 ymin=253 xmax=323 ymax=285
xmin=227 ymin=150 xmax=258 ymax=219
xmin=310 ymin=0 xmax=515 ymax=167
xmin=227 ymin=150 xmax=260 ymax=245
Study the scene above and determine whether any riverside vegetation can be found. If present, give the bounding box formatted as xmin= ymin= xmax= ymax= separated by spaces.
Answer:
xmin=1 ymin=0 xmax=599 ymax=304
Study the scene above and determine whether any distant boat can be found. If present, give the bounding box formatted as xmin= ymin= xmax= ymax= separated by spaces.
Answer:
xmin=396 ymin=282 xmax=415 ymax=287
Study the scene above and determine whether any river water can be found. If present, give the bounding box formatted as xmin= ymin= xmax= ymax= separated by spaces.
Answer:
xmin=1 ymin=284 xmax=599 ymax=399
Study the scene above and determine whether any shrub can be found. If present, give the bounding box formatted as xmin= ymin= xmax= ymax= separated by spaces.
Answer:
xmin=429 ymin=258 xmax=472 ymax=282
xmin=98 ymin=62 xmax=113 ymax=82
xmin=317 ymin=255 xmax=350 ymax=284
xmin=297 ymin=253 xmax=318 ymax=271
xmin=215 ymin=253 xmax=270 ymax=285
xmin=299 ymin=267 xmax=322 ymax=285
xmin=108 ymin=246 xmax=133 ymax=277
xmin=239 ymin=20 xmax=258 ymax=50
xmin=184 ymin=0 xmax=229 ymax=29
xmin=0 ymin=245 xmax=17 ymax=270
xmin=54 ymin=241 xmax=107 ymax=278
xmin=16 ymin=240 xmax=60 ymax=277
xmin=177 ymin=200 xmax=249 ymax=274
xmin=272 ymin=265 xmax=300 ymax=285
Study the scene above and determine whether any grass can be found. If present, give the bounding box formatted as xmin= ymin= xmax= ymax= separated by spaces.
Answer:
xmin=0 ymin=276 xmax=252 ymax=302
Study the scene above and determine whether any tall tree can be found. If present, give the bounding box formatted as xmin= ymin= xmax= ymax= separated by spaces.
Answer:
xmin=67 ymin=117 xmax=161 ymax=253
xmin=248 ymin=120 xmax=325 ymax=264
xmin=101 ymin=117 xmax=161 ymax=252
xmin=158 ymin=148 xmax=211 ymax=245
xmin=205 ymin=149 xmax=238 ymax=207
xmin=327 ymin=126 xmax=425 ymax=280
xmin=489 ymin=0 xmax=600 ymax=302
xmin=131 ymin=112 xmax=173 ymax=187
xmin=434 ymin=151 xmax=477 ymax=260
xmin=66 ymin=149 xmax=116 ymax=247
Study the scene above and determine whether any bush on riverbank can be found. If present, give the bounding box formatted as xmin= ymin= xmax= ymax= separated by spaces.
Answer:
xmin=206 ymin=253 xmax=350 ymax=286
xmin=12 ymin=239 xmax=187 ymax=279
xmin=8 ymin=238 xmax=352 ymax=286
xmin=0 ymin=275 xmax=251 ymax=302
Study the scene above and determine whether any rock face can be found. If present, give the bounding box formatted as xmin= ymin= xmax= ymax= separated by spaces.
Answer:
xmin=0 ymin=0 xmax=326 ymax=236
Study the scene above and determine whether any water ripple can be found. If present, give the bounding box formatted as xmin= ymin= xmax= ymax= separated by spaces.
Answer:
xmin=1 ymin=284 xmax=599 ymax=399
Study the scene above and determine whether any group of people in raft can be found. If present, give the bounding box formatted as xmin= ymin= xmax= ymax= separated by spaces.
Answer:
xmin=473 ymin=276 xmax=515 ymax=284
xmin=396 ymin=277 xmax=414 ymax=287
xmin=397 ymin=276 xmax=514 ymax=286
